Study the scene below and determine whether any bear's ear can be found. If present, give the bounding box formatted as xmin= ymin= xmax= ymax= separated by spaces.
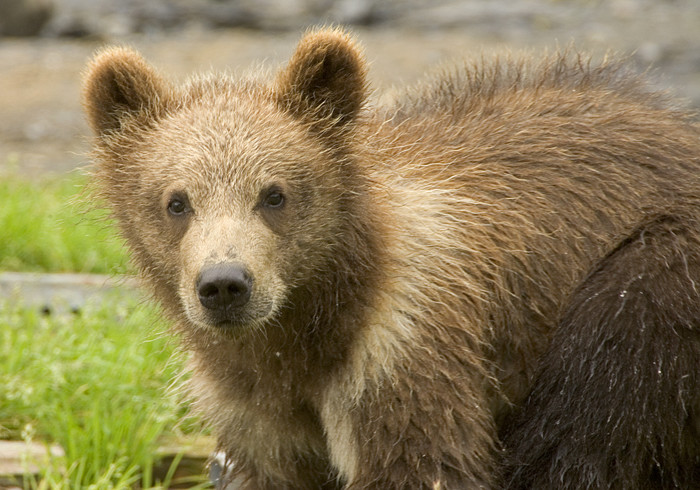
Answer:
xmin=82 ymin=47 xmax=173 ymax=136
xmin=275 ymin=28 xmax=368 ymax=133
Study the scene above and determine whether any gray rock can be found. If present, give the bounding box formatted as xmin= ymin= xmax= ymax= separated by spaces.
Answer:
xmin=0 ymin=0 xmax=53 ymax=36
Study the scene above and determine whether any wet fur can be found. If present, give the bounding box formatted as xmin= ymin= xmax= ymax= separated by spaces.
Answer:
xmin=84 ymin=28 xmax=700 ymax=488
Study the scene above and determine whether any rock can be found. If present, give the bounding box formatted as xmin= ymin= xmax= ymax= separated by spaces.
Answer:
xmin=0 ymin=0 xmax=53 ymax=37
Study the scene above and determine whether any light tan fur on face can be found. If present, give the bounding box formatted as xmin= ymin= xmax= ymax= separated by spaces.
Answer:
xmin=177 ymin=215 xmax=283 ymax=330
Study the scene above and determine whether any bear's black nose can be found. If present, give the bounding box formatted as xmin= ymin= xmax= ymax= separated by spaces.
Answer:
xmin=197 ymin=263 xmax=252 ymax=311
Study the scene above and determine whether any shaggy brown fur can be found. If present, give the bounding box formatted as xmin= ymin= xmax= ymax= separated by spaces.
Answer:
xmin=83 ymin=28 xmax=700 ymax=489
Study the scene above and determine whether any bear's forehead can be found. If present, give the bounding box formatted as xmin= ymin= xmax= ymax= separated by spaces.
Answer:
xmin=177 ymin=88 xmax=289 ymax=140
xmin=140 ymin=94 xmax=324 ymax=193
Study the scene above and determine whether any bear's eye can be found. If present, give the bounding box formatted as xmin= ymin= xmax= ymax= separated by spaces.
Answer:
xmin=167 ymin=197 xmax=188 ymax=216
xmin=262 ymin=190 xmax=285 ymax=209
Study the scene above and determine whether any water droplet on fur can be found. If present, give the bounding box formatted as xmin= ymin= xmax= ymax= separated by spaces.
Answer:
xmin=275 ymin=351 xmax=281 ymax=357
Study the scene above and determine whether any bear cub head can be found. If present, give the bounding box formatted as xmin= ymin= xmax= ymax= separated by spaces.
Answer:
xmin=83 ymin=29 xmax=374 ymax=336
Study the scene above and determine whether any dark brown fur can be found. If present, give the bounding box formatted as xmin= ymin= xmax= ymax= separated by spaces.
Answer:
xmin=83 ymin=28 xmax=700 ymax=488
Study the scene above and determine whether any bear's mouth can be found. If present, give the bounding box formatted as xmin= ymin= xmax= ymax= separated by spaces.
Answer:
xmin=207 ymin=311 xmax=260 ymax=329
xmin=185 ymin=300 xmax=275 ymax=332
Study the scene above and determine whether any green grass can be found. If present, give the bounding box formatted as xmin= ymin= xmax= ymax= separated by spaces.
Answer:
xmin=0 ymin=299 xmax=208 ymax=488
xmin=0 ymin=171 xmax=129 ymax=274
xmin=0 ymin=171 xmax=209 ymax=488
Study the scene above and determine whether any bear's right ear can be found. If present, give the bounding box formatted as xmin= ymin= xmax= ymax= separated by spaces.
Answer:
xmin=275 ymin=28 xmax=368 ymax=134
xmin=82 ymin=47 xmax=173 ymax=137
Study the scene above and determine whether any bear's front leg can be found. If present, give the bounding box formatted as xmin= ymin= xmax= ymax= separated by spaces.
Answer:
xmin=190 ymin=365 xmax=340 ymax=490
xmin=320 ymin=339 xmax=499 ymax=489
xmin=211 ymin=405 xmax=341 ymax=490
xmin=211 ymin=448 xmax=339 ymax=490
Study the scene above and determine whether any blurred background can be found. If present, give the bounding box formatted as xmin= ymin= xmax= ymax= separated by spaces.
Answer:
xmin=1 ymin=1 xmax=700 ymax=488
xmin=1 ymin=0 xmax=700 ymax=177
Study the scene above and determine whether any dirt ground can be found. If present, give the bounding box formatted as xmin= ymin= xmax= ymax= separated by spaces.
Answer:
xmin=2 ymin=1 xmax=700 ymax=177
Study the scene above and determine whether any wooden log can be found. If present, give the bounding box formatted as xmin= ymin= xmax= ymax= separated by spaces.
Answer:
xmin=0 ymin=440 xmax=64 ymax=488
xmin=153 ymin=435 xmax=217 ymax=488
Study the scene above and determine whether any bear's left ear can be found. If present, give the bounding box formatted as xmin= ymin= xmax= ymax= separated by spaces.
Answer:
xmin=275 ymin=28 xmax=368 ymax=133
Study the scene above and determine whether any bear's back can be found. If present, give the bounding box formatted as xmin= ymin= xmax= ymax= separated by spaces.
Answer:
xmin=363 ymin=51 xmax=700 ymax=410
xmin=370 ymin=51 xmax=700 ymax=295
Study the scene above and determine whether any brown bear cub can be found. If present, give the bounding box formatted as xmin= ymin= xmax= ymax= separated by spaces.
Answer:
xmin=83 ymin=28 xmax=700 ymax=488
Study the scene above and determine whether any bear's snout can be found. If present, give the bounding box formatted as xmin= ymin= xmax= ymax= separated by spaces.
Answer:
xmin=197 ymin=263 xmax=253 ymax=314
